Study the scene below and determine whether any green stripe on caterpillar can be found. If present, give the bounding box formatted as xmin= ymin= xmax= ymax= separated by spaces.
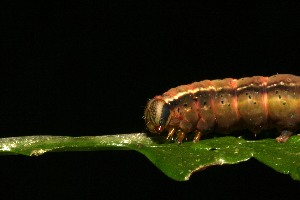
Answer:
xmin=144 ymin=74 xmax=300 ymax=143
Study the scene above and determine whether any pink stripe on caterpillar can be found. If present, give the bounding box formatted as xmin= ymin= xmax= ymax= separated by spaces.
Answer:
xmin=230 ymin=79 xmax=240 ymax=122
xmin=261 ymin=77 xmax=269 ymax=123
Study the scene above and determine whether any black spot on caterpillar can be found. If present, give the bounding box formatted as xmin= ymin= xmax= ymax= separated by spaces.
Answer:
xmin=144 ymin=74 xmax=300 ymax=143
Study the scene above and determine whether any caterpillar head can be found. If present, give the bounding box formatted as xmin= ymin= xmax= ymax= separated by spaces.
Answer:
xmin=144 ymin=98 xmax=171 ymax=134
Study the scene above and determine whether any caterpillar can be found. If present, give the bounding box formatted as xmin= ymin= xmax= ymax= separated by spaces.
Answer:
xmin=144 ymin=74 xmax=300 ymax=143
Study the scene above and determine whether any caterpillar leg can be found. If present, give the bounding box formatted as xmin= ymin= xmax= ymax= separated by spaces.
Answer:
xmin=193 ymin=130 xmax=202 ymax=143
xmin=276 ymin=130 xmax=293 ymax=143
xmin=166 ymin=127 xmax=176 ymax=140
xmin=176 ymin=130 xmax=186 ymax=144
xmin=166 ymin=127 xmax=187 ymax=144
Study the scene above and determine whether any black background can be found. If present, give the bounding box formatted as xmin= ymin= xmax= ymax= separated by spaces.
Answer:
xmin=2 ymin=1 xmax=300 ymax=199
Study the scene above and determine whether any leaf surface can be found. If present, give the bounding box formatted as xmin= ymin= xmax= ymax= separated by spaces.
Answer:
xmin=1 ymin=134 xmax=300 ymax=181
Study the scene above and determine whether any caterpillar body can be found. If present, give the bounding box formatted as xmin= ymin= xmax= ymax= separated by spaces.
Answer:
xmin=144 ymin=74 xmax=300 ymax=143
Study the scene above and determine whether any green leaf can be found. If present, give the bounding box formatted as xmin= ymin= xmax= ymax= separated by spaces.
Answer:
xmin=0 ymin=134 xmax=300 ymax=181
